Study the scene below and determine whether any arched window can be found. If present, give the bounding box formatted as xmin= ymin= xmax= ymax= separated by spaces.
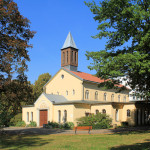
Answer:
xmin=104 ymin=93 xmax=107 ymax=101
xmin=95 ymin=91 xmax=98 ymax=100
xmin=123 ymin=96 xmax=126 ymax=102
xmin=85 ymin=90 xmax=89 ymax=99
xmin=95 ymin=109 xmax=99 ymax=114
xmin=66 ymin=90 xmax=68 ymax=96
xmin=58 ymin=110 xmax=61 ymax=123
xmin=64 ymin=110 xmax=67 ymax=123
xmin=73 ymin=89 xmax=75 ymax=95
xmin=127 ymin=109 xmax=131 ymax=117
xmin=63 ymin=52 xmax=65 ymax=64
xmin=118 ymin=95 xmax=120 ymax=102
xmin=102 ymin=109 xmax=106 ymax=114
xmin=116 ymin=109 xmax=119 ymax=121
xmin=111 ymin=94 xmax=114 ymax=102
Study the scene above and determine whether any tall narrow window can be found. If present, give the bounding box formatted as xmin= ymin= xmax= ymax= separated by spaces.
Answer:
xmin=123 ymin=96 xmax=126 ymax=102
xmin=66 ymin=51 xmax=68 ymax=63
xmin=76 ymin=52 xmax=77 ymax=64
xmin=111 ymin=94 xmax=114 ymax=102
xmin=63 ymin=52 xmax=65 ymax=64
xmin=66 ymin=90 xmax=68 ymax=96
xmin=71 ymin=51 xmax=74 ymax=63
xmin=85 ymin=90 xmax=89 ymax=99
xmin=116 ymin=109 xmax=119 ymax=121
xmin=102 ymin=109 xmax=106 ymax=114
xmin=118 ymin=95 xmax=120 ymax=102
xmin=104 ymin=93 xmax=107 ymax=101
xmin=73 ymin=89 xmax=75 ymax=95
xmin=31 ymin=112 xmax=33 ymax=121
xmin=127 ymin=109 xmax=131 ymax=117
xmin=64 ymin=110 xmax=67 ymax=123
xmin=75 ymin=52 xmax=77 ymax=64
xmin=27 ymin=112 xmax=29 ymax=122
xmin=96 ymin=109 xmax=99 ymax=114
xmin=95 ymin=91 xmax=98 ymax=100
xmin=58 ymin=110 xmax=61 ymax=123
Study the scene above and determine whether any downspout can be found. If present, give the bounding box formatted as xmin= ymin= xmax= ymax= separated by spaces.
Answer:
xmin=82 ymin=81 xmax=84 ymax=100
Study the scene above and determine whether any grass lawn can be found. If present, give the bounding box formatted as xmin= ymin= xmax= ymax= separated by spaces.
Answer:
xmin=0 ymin=131 xmax=150 ymax=150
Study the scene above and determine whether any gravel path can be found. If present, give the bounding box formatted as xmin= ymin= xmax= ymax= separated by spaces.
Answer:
xmin=1 ymin=126 xmax=150 ymax=135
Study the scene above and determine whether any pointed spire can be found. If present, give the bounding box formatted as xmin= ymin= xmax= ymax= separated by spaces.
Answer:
xmin=61 ymin=32 xmax=78 ymax=50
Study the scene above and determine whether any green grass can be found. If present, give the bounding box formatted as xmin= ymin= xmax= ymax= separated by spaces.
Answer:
xmin=0 ymin=131 xmax=150 ymax=150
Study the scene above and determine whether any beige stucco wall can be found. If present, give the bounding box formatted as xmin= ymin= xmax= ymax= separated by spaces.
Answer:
xmin=83 ymin=82 xmax=129 ymax=102
xmin=22 ymin=106 xmax=36 ymax=125
xmin=45 ymin=69 xmax=83 ymax=100
xmin=73 ymin=104 xmax=91 ymax=125
xmin=53 ymin=104 xmax=74 ymax=123
xmin=122 ymin=104 xmax=136 ymax=126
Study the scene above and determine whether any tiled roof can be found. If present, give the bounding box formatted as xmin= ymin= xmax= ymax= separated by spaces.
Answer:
xmin=64 ymin=68 xmax=126 ymax=88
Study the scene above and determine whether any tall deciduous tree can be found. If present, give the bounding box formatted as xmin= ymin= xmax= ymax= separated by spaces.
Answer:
xmin=33 ymin=73 xmax=51 ymax=100
xmin=85 ymin=0 xmax=150 ymax=99
xmin=0 ymin=0 xmax=35 ymax=126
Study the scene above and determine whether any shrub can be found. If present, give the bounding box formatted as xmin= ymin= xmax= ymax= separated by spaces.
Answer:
xmin=77 ymin=113 xmax=112 ymax=129
xmin=121 ymin=121 xmax=128 ymax=127
xmin=27 ymin=121 xmax=37 ymax=127
xmin=15 ymin=121 xmax=26 ymax=127
xmin=10 ymin=113 xmax=22 ymax=126
xmin=67 ymin=122 xmax=74 ymax=129
xmin=45 ymin=121 xmax=59 ymax=128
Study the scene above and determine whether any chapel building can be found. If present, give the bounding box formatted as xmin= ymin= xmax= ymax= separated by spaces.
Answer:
xmin=22 ymin=32 xmax=149 ymax=127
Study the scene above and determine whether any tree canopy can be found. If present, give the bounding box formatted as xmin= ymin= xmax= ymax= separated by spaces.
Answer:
xmin=33 ymin=73 xmax=51 ymax=100
xmin=85 ymin=0 xmax=150 ymax=99
xmin=0 ymin=0 xmax=35 ymax=126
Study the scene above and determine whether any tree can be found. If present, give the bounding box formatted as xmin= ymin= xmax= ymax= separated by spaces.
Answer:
xmin=0 ymin=0 xmax=35 ymax=126
xmin=85 ymin=0 xmax=150 ymax=99
xmin=33 ymin=73 xmax=51 ymax=100
xmin=0 ymin=0 xmax=35 ymax=82
xmin=0 ymin=79 xmax=33 ymax=126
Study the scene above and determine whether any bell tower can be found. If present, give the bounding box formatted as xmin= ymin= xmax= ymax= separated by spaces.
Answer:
xmin=61 ymin=32 xmax=78 ymax=71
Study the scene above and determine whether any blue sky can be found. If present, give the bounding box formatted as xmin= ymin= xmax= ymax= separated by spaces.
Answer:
xmin=14 ymin=0 xmax=106 ymax=84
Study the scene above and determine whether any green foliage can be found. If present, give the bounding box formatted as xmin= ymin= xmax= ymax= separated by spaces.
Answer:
xmin=0 ymin=80 xmax=34 ymax=126
xmin=33 ymin=73 xmax=51 ymax=100
xmin=15 ymin=121 xmax=26 ymax=127
xmin=27 ymin=121 xmax=37 ymax=127
xmin=77 ymin=113 xmax=112 ymax=129
xmin=10 ymin=113 xmax=22 ymax=126
xmin=0 ymin=0 xmax=35 ymax=126
xmin=121 ymin=121 xmax=129 ymax=127
xmin=45 ymin=121 xmax=74 ymax=129
xmin=85 ymin=0 xmax=150 ymax=99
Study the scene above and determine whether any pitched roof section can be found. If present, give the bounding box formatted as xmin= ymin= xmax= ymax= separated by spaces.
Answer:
xmin=63 ymin=67 xmax=127 ymax=88
xmin=43 ymin=93 xmax=68 ymax=103
xmin=61 ymin=32 xmax=78 ymax=50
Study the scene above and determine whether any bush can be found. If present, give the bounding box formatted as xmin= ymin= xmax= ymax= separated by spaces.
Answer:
xmin=77 ymin=113 xmax=112 ymax=129
xmin=15 ymin=121 xmax=26 ymax=127
xmin=27 ymin=121 xmax=37 ymax=127
xmin=10 ymin=113 xmax=22 ymax=126
xmin=44 ymin=121 xmax=74 ymax=129
xmin=121 ymin=121 xmax=128 ymax=127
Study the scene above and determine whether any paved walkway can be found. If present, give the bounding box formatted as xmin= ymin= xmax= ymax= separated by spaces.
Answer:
xmin=1 ymin=126 xmax=150 ymax=135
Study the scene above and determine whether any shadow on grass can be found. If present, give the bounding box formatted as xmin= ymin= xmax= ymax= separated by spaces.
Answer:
xmin=0 ymin=135 xmax=52 ymax=149
xmin=111 ymin=126 xmax=150 ymax=135
xmin=111 ymin=139 xmax=150 ymax=150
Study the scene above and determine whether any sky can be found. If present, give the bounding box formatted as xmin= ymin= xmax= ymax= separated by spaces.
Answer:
xmin=14 ymin=0 xmax=107 ymax=84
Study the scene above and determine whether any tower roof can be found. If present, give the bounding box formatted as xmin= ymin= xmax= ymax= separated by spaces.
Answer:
xmin=61 ymin=32 xmax=78 ymax=50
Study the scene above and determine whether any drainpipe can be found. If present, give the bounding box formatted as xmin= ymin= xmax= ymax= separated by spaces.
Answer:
xmin=82 ymin=81 xmax=84 ymax=100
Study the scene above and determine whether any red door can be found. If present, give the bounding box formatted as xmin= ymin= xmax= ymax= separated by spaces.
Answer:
xmin=40 ymin=110 xmax=48 ymax=126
